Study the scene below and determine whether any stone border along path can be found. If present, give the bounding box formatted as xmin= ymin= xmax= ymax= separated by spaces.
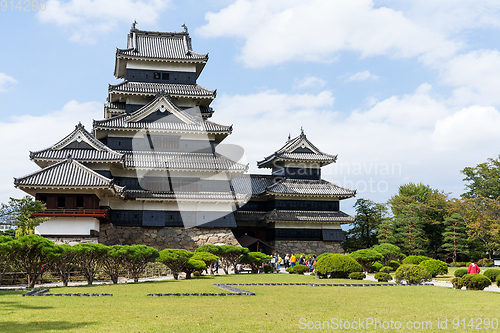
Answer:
xmin=21 ymin=288 xmax=112 ymax=297
xmin=146 ymin=282 xmax=432 ymax=297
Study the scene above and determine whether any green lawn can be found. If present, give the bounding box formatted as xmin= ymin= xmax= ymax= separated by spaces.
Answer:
xmin=1 ymin=273 xmax=499 ymax=332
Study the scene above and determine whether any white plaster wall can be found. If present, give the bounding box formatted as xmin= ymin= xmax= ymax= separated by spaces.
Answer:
xmin=35 ymin=217 xmax=99 ymax=235
xmin=126 ymin=60 xmax=196 ymax=72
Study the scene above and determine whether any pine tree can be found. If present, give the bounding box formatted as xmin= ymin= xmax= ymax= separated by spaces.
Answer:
xmin=441 ymin=213 xmax=469 ymax=262
xmin=393 ymin=204 xmax=427 ymax=256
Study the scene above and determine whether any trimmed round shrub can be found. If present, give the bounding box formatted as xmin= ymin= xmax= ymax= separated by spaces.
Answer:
xmin=349 ymin=272 xmax=366 ymax=280
xmin=374 ymin=272 xmax=392 ymax=282
xmin=394 ymin=264 xmax=431 ymax=284
xmin=454 ymin=268 xmax=468 ymax=278
xmin=403 ymin=255 xmax=431 ymax=265
xmin=496 ymin=275 xmax=500 ymax=288
xmin=193 ymin=271 xmax=201 ymax=278
xmin=451 ymin=277 xmax=463 ymax=289
xmin=369 ymin=261 xmax=384 ymax=273
xmin=317 ymin=253 xmax=333 ymax=261
xmin=380 ymin=266 xmax=393 ymax=273
xmin=315 ymin=254 xmax=362 ymax=278
xmin=460 ymin=274 xmax=491 ymax=290
xmin=419 ymin=259 xmax=448 ymax=277
xmin=286 ymin=267 xmax=294 ymax=274
xmin=389 ymin=260 xmax=400 ymax=271
xmin=263 ymin=265 xmax=273 ymax=274
xmin=483 ymin=269 xmax=500 ymax=282
xmin=293 ymin=264 xmax=308 ymax=275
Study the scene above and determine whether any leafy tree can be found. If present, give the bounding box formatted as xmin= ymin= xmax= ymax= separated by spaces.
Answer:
xmin=237 ymin=252 xmax=272 ymax=273
xmin=372 ymin=243 xmax=404 ymax=265
xmin=461 ymin=155 xmax=500 ymax=200
xmin=389 ymin=183 xmax=449 ymax=257
xmin=184 ymin=258 xmax=206 ymax=279
xmin=349 ymin=249 xmax=383 ymax=272
xmin=376 ymin=219 xmax=396 ymax=245
xmin=453 ymin=197 xmax=500 ymax=259
xmin=10 ymin=234 xmax=55 ymax=288
xmin=44 ymin=244 xmax=77 ymax=287
xmin=101 ymin=245 xmax=124 ymax=284
xmin=158 ymin=249 xmax=193 ymax=280
xmin=441 ymin=213 xmax=469 ymax=263
xmin=72 ymin=243 xmax=108 ymax=285
xmin=342 ymin=199 xmax=387 ymax=252
xmin=191 ymin=251 xmax=218 ymax=274
xmin=0 ymin=236 xmax=14 ymax=285
xmin=0 ymin=196 xmax=49 ymax=237
xmin=119 ymin=245 xmax=159 ymax=283
xmin=195 ymin=245 xmax=248 ymax=274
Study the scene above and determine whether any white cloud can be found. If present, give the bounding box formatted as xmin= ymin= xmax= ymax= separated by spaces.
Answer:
xmin=0 ymin=73 xmax=17 ymax=92
xmin=294 ymin=76 xmax=326 ymax=89
xmin=0 ymin=100 xmax=101 ymax=203
xmin=346 ymin=71 xmax=379 ymax=82
xmin=438 ymin=50 xmax=500 ymax=106
xmin=37 ymin=0 xmax=171 ymax=43
xmin=198 ymin=0 xmax=458 ymax=67
xmin=433 ymin=106 xmax=500 ymax=151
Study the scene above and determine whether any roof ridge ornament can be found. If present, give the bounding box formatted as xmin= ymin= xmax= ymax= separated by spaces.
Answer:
xmin=131 ymin=20 xmax=138 ymax=31
xmin=182 ymin=23 xmax=188 ymax=33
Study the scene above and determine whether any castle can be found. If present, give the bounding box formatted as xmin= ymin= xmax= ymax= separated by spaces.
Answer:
xmin=14 ymin=25 xmax=355 ymax=255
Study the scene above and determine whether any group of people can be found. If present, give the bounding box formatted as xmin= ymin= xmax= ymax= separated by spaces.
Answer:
xmin=269 ymin=253 xmax=318 ymax=272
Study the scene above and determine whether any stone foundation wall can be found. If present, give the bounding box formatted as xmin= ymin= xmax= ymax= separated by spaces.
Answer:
xmin=271 ymin=240 xmax=344 ymax=255
xmin=98 ymin=223 xmax=240 ymax=250
xmin=46 ymin=237 xmax=98 ymax=246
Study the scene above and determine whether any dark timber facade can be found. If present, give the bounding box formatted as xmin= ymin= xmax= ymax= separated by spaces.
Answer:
xmin=14 ymin=25 xmax=355 ymax=254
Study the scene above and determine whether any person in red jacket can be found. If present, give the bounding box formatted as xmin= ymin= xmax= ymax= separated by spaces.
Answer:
xmin=467 ymin=260 xmax=481 ymax=274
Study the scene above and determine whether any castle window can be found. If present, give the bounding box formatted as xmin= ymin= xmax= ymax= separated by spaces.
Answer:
xmin=57 ymin=196 xmax=66 ymax=208
xmin=162 ymin=73 xmax=169 ymax=80
xmin=76 ymin=196 xmax=84 ymax=208
xmin=154 ymin=72 xmax=160 ymax=79
xmin=152 ymin=136 xmax=179 ymax=149
xmin=39 ymin=195 xmax=47 ymax=204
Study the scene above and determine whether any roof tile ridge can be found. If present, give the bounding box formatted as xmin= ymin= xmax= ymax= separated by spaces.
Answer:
xmin=109 ymin=80 xmax=128 ymax=89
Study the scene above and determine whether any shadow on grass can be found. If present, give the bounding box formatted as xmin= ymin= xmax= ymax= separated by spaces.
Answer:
xmin=0 ymin=301 xmax=54 ymax=310
xmin=0 ymin=321 xmax=95 ymax=332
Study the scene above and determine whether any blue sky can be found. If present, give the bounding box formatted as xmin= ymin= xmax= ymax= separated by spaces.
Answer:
xmin=2 ymin=0 xmax=500 ymax=216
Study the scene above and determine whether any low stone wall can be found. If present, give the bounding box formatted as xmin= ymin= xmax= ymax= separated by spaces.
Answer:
xmin=271 ymin=240 xmax=344 ymax=255
xmin=45 ymin=237 xmax=98 ymax=246
xmin=98 ymin=223 xmax=240 ymax=250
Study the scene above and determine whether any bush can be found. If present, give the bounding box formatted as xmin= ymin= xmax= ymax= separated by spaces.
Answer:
xmin=389 ymin=260 xmax=400 ymax=271
xmin=374 ymin=272 xmax=392 ymax=282
xmin=315 ymin=254 xmax=362 ymax=278
xmin=317 ymin=253 xmax=333 ymax=261
xmin=380 ymin=266 xmax=393 ymax=273
xmin=477 ymin=258 xmax=494 ymax=267
xmin=394 ymin=265 xmax=431 ymax=284
xmin=451 ymin=277 xmax=463 ymax=289
xmin=293 ymin=264 xmax=309 ymax=275
xmin=454 ymin=268 xmax=468 ymax=278
xmin=193 ymin=271 xmax=201 ymax=278
xmin=460 ymin=274 xmax=491 ymax=290
xmin=349 ymin=272 xmax=366 ymax=280
xmin=418 ymin=259 xmax=448 ymax=277
xmin=403 ymin=255 xmax=431 ymax=265
xmin=286 ymin=267 xmax=294 ymax=273
xmin=349 ymin=249 xmax=383 ymax=272
xmin=369 ymin=261 xmax=384 ymax=273
xmin=496 ymin=275 xmax=500 ymax=288
xmin=263 ymin=264 xmax=274 ymax=274
xmin=449 ymin=262 xmax=467 ymax=267
xmin=483 ymin=269 xmax=500 ymax=282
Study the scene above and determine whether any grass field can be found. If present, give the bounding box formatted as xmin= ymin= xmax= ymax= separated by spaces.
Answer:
xmin=1 ymin=273 xmax=499 ymax=332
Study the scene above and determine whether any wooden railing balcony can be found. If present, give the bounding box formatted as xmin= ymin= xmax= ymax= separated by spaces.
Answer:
xmin=32 ymin=209 xmax=109 ymax=222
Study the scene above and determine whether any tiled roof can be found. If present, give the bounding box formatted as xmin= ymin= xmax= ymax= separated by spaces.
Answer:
xmin=94 ymin=94 xmax=230 ymax=133
xmin=231 ymin=175 xmax=278 ymax=195
xmin=257 ymin=131 xmax=337 ymax=168
xmin=122 ymin=151 xmax=247 ymax=171
xmin=233 ymin=211 xmax=268 ymax=222
xmin=30 ymin=123 xmax=124 ymax=162
xmin=117 ymin=29 xmax=208 ymax=61
xmin=109 ymin=81 xmax=215 ymax=98
xmin=266 ymin=178 xmax=356 ymax=197
xmin=231 ymin=175 xmax=355 ymax=198
xmin=14 ymin=158 xmax=123 ymax=192
xmin=265 ymin=209 xmax=354 ymax=223
xmin=124 ymin=190 xmax=248 ymax=202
